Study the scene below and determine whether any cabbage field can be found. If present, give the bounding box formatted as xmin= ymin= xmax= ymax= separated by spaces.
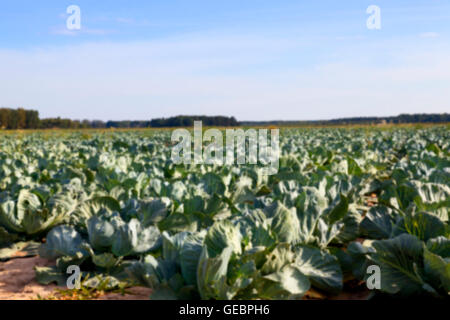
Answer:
xmin=0 ymin=127 xmax=449 ymax=299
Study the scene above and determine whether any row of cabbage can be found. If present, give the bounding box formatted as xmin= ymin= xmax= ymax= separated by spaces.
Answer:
xmin=0 ymin=128 xmax=448 ymax=299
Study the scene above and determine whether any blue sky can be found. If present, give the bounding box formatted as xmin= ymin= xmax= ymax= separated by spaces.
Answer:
xmin=0 ymin=0 xmax=449 ymax=121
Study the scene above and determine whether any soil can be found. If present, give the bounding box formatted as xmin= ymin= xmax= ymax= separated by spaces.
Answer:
xmin=0 ymin=256 xmax=152 ymax=300
xmin=0 ymin=256 xmax=57 ymax=300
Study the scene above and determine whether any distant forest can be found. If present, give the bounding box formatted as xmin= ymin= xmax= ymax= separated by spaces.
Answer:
xmin=0 ymin=108 xmax=448 ymax=130
xmin=0 ymin=109 xmax=238 ymax=129
xmin=241 ymin=113 xmax=450 ymax=126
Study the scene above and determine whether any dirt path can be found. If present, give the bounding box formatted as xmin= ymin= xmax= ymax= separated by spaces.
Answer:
xmin=0 ymin=256 xmax=57 ymax=300
xmin=0 ymin=256 xmax=151 ymax=300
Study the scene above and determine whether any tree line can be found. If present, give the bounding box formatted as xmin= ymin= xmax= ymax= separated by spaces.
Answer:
xmin=1 ymin=108 xmax=449 ymax=130
xmin=0 ymin=108 xmax=40 ymax=129
xmin=0 ymin=109 xmax=239 ymax=129
xmin=325 ymin=113 xmax=450 ymax=125
xmin=150 ymin=116 xmax=239 ymax=127
xmin=241 ymin=113 xmax=450 ymax=126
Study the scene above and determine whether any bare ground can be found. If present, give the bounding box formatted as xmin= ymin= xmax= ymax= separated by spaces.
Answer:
xmin=0 ymin=256 xmax=151 ymax=300
xmin=0 ymin=256 xmax=57 ymax=300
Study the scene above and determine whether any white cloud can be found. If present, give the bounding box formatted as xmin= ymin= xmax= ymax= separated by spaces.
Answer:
xmin=116 ymin=18 xmax=135 ymax=24
xmin=0 ymin=32 xmax=449 ymax=121
xmin=419 ymin=32 xmax=439 ymax=38
xmin=50 ymin=27 xmax=113 ymax=36
xmin=335 ymin=35 xmax=366 ymax=41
